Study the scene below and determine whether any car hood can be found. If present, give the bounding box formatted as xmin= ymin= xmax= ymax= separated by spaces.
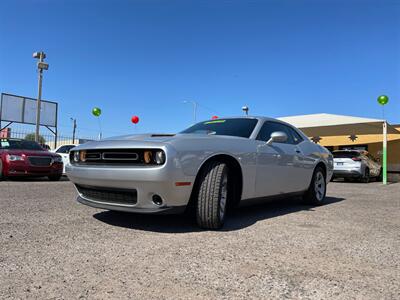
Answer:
xmin=73 ymin=133 xmax=247 ymax=150
xmin=3 ymin=149 xmax=59 ymax=157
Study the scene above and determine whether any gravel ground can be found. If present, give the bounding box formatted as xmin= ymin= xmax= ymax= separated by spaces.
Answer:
xmin=0 ymin=178 xmax=399 ymax=299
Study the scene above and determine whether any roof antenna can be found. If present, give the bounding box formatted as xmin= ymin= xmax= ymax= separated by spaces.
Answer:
xmin=242 ymin=106 xmax=249 ymax=116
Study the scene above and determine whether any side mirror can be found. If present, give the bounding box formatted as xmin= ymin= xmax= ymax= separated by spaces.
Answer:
xmin=266 ymin=131 xmax=288 ymax=145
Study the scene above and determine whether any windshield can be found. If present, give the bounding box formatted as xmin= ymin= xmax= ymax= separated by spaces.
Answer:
xmin=180 ymin=118 xmax=258 ymax=138
xmin=56 ymin=145 xmax=75 ymax=153
xmin=333 ymin=151 xmax=361 ymax=158
xmin=0 ymin=139 xmax=44 ymax=151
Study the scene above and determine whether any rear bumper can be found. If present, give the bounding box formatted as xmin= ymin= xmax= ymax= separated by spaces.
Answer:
xmin=333 ymin=169 xmax=363 ymax=178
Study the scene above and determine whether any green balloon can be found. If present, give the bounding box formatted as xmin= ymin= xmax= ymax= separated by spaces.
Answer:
xmin=92 ymin=107 xmax=101 ymax=117
xmin=377 ymin=95 xmax=389 ymax=106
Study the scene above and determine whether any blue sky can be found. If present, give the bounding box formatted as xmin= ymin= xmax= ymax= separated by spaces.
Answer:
xmin=1 ymin=0 xmax=399 ymax=138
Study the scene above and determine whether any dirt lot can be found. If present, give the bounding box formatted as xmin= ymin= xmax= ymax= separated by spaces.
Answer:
xmin=0 ymin=179 xmax=399 ymax=299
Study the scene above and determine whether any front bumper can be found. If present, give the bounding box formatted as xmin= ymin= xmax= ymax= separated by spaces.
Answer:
xmin=5 ymin=161 xmax=63 ymax=177
xmin=66 ymin=163 xmax=195 ymax=214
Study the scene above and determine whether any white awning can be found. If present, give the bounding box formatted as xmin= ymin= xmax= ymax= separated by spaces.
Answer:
xmin=278 ymin=113 xmax=400 ymax=136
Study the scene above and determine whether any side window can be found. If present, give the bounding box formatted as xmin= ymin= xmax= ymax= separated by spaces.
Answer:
xmin=56 ymin=146 xmax=68 ymax=153
xmin=288 ymin=127 xmax=304 ymax=144
xmin=256 ymin=122 xmax=294 ymax=144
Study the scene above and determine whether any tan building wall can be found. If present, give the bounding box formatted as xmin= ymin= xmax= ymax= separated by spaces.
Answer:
xmin=310 ymin=131 xmax=400 ymax=181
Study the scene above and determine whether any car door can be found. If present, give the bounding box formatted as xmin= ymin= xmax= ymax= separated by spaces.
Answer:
xmin=255 ymin=121 xmax=306 ymax=197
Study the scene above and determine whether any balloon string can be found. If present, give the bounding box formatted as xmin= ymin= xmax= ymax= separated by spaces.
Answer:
xmin=98 ymin=117 xmax=102 ymax=139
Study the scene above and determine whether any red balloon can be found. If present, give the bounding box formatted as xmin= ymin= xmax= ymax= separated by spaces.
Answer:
xmin=131 ymin=116 xmax=139 ymax=124
xmin=211 ymin=115 xmax=219 ymax=120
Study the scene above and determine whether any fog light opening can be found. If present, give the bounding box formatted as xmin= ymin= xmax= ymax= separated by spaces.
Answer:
xmin=152 ymin=194 xmax=163 ymax=206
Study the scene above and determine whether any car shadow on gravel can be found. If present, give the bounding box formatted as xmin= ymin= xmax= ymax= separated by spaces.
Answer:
xmin=93 ymin=196 xmax=345 ymax=233
xmin=2 ymin=176 xmax=70 ymax=182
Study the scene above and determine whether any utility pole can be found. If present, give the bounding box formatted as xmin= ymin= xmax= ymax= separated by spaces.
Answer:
xmin=33 ymin=51 xmax=49 ymax=143
xmin=71 ymin=118 xmax=77 ymax=144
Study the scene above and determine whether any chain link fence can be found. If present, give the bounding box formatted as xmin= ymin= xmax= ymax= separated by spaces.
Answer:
xmin=1 ymin=127 xmax=96 ymax=150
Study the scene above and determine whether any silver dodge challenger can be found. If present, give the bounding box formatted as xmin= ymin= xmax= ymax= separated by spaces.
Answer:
xmin=66 ymin=117 xmax=333 ymax=229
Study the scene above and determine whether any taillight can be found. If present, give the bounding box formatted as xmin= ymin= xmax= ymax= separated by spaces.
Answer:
xmin=352 ymin=157 xmax=361 ymax=161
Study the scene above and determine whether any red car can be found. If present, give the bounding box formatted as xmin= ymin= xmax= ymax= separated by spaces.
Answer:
xmin=0 ymin=138 xmax=63 ymax=181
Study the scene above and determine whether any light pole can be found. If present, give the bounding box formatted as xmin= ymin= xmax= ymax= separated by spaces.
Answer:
xmin=242 ymin=106 xmax=249 ymax=116
xmin=183 ymin=100 xmax=198 ymax=123
xmin=70 ymin=118 xmax=77 ymax=144
xmin=377 ymin=95 xmax=389 ymax=185
xmin=33 ymin=51 xmax=49 ymax=143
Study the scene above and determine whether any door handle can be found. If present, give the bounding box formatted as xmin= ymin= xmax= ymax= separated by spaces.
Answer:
xmin=295 ymin=150 xmax=301 ymax=153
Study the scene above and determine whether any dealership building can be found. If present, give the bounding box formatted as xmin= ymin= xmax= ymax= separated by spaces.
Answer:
xmin=279 ymin=113 xmax=400 ymax=182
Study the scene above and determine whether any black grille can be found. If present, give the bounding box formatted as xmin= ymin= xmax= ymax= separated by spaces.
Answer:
xmin=70 ymin=149 xmax=164 ymax=165
xmin=28 ymin=156 xmax=52 ymax=166
xmin=76 ymin=185 xmax=137 ymax=205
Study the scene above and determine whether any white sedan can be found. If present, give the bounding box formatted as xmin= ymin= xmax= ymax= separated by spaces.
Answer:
xmin=53 ymin=144 xmax=76 ymax=174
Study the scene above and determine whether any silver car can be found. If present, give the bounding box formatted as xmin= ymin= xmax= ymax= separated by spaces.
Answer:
xmin=332 ymin=150 xmax=382 ymax=183
xmin=66 ymin=117 xmax=333 ymax=229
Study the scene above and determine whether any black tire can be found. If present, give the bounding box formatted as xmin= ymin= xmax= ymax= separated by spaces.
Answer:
xmin=196 ymin=161 xmax=229 ymax=229
xmin=0 ymin=160 xmax=3 ymax=181
xmin=303 ymin=166 xmax=327 ymax=205
xmin=361 ymin=168 xmax=370 ymax=183
xmin=377 ymin=168 xmax=383 ymax=182
xmin=48 ymin=174 xmax=62 ymax=181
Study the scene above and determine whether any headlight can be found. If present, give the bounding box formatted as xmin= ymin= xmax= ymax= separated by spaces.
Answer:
xmin=73 ymin=151 xmax=80 ymax=163
xmin=143 ymin=150 xmax=166 ymax=165
xmin=155 ymin=150 xmax=166 ymax=165
xmin=53 ymin=156 xmax=63 ymax=163
xmin=8 ymin=154 xmax=24 ymax=161
xmin=144 ymin=151 xmax=153 ymax=164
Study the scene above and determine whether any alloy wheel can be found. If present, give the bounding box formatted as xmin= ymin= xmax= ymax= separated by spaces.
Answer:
xmin=314 ymin=171 xmax=325 ymax=201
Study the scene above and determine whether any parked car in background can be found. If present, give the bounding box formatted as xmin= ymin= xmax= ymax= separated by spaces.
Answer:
xmin=40 ymin=144 xmax=51 ymax=151
xmin=0 ymin=138 xmax=63 ymax=181
xmin=67 ymin=116 xmax=333 ymax=229
xmin=53 ymin=144 xmax=76 ymax=174
xmin=332 ymin=150 xmax=381 ymax=183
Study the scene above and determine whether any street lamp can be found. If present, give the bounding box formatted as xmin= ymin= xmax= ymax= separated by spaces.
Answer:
xmin=242 ymin=106 xmax=249 ymax=116
xmin=70 ymin=118 xmax=77 ymax=144
xmin=183 ymin=100 xmax=198 ymax=123
xmin=33 ymin=51 xmax=49 ymax=143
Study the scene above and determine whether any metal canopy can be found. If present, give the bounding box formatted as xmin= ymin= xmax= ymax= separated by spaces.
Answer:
xmin=278 ymin=113 xmax=400 ymax=136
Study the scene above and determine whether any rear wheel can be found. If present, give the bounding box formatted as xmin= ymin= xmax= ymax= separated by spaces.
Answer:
xmin=48 ymin=174 xmax=62 ymax=181
xmin=303 ymin=166 xmax=326 ymax=205
xmin=195 ymin=161 xmax=228 ymax=229
xmin=361 ymin=168 xmax=370 ymax=183
xmin=377 ymin=168 xmax=383 ymax=182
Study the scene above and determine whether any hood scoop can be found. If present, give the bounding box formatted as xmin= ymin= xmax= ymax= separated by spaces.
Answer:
xmin=150 ymin=134 xmax=175 ymax=137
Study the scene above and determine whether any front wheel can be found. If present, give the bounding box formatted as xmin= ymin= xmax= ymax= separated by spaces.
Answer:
xmin=0 ymin=160 xmax=4 ymax=181
xmin=303 ymin=166 xmax=326 ymax=205
xmin=195 ymin=161 xmax=229 ymax=230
